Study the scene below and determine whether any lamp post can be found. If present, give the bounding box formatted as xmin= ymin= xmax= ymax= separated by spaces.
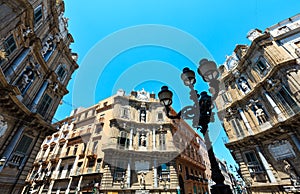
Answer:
xmin=158 ymin=59 xmax=233 ymax=194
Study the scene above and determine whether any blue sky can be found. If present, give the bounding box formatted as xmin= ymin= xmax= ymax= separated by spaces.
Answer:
xmin=55 ymin=0 xmax=300 ymax=169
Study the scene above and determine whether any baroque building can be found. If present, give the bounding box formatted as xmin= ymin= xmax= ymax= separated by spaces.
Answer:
xmin=23 ymin=89 xmax=210 ymax=194
xmin=215 ymin=14 xmax=300 ymax=193
xmin=0 ymin=0 xmax=78 ymax=193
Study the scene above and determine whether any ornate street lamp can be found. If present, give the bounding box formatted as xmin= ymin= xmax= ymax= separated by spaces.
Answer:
xmin=158 ymin=59 xmax=233 ymax=194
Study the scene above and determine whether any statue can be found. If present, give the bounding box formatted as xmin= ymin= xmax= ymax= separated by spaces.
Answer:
xmin=253 ymin=105 xmax=268 ymax=124
xmin=16 ymin=68 xmax=34 ymax=93
xmin=238 ymin=77 xmax=251 ymax=93
xmin=139 ymin=173 xmax=145 ymax=189
xmin=283 ymin=160 xmax=299 ymax=186
xmin=0 ymin=115 xmax=8 ymax=137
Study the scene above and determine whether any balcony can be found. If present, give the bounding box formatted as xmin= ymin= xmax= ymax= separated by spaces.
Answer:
xmin=50 ymin=154 xmax=59 ymax=163
xmin=7 ymin=152 xmax=25 ymax=167
xmin=248 ymin=162 xmax=264 ymax=175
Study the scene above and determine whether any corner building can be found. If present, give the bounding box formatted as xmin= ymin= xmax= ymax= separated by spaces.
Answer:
xmin=24 ymin=89 xmax=210 ymax=194
xmin=215 ymin=14 xmax=300 ymax=193
xmin=0 ymin=0 xmax=78 ymax=193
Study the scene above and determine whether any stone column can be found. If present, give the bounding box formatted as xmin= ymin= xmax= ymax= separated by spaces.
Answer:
xmin=238 ymin=108 xmax=254 ymax=135
xmin=152 ymin=128 xmax=156 ymax=150
xmin=255 ymin=146 xmax=276 ymax=183
xmin=65 ymin=177 xmax=73 ymax=194
xmin=4 ymin=48 xmax=30 ymax=82
xmin=264 ymin=92 xmax=285 ymax=121
xmin=129 ymin=128 xmax=133 ymax=150
xmin=289 ymin=133 xmax=300 ymax=151
xmin=32 ymin=80 xmax=49 ymax=112
xmin=153 ymin=160 xmax=158 ymax=188
xmin=77 ymin=175 xmax=83 ymax=193
xmin=127 ymin=162 xmax=131 ymax=188
xmin=0 ymin=126 xmax=25 ymax=172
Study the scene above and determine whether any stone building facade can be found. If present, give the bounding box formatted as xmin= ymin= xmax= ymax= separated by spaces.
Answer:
xmin=215 ymin=14 xmax=300 ymax=193
xmin=23 ymin=89 xmax=210 ymax=194
xmin=0 ymin=0 xmax=78 ymax=193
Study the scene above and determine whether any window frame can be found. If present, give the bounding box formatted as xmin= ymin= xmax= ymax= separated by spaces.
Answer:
xmin=34 ymin=5 xmax=43 ymax=27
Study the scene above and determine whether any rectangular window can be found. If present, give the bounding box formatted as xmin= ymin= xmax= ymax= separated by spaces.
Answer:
xmin=34 ymin=5 xmax=43 ymax=25
xmin=4 ymin=34 xmax=17 ymax=56
xmin=56 ymin=65 xmax=67 ymax=82
xmin=57 ymin=144 xmax=63 ymax=155
xmin=276 ymin=87 xmax=300 ymax=116
xmin=121 ymin=107 xmax=130 ymax=119
xmin=87 ymin=159 xmax=95 ymax=173
xmin=58 ymin=166 xmax=64 ymax=178
xmin=15 ymin=135 xmax=33 ymax=154
xmin=157 ymin=112 xmax=163 ymax=121
xmin=66 ymin=147 xmax=70 ymax=156
xmin=257 ymin=61 xmax=267 ymax=73
xmin=66 ymin=164 xmax=73 ymax=177
xmin=95 ymin=123 xmax=103 ymax=134
xmin=159 ymin=133 xmax=166 ymax=150
xmin=92 ymin=141 xmax=98 ymax=154
xmin=118 ymin=131 xmax=129 ymax=149
xmin=221 ymin=92 xmax=231 ymax=104
xmin=230 ymin=118 xmax=245 ymax=138
xmin=37 ymin=94 xmax=52 ymax=117
xmin=244 ymin=151 xmax=263 ymax=174
xmin=73 ymin=145 xmax=78 ymax=155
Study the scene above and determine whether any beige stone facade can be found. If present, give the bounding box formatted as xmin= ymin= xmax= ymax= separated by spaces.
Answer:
xmin=0 ymin=0 xmax=78 ymax=193
xmin=215 ymin=14 xmax=300 ymax=193
xmin=24 ymin=89 xmax=210 ymax=194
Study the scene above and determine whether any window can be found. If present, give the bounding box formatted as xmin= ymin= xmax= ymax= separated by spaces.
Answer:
xmin=114 ymin=161 xmax=125 ymax=181
xmin=118 ymin=131 xmax=129 ymax=149
xmin=159 ymin=133 xmax=166 ymax=150
xmin=76 ymin=162 xmax=82 ymax=175
xmin=3 ymin=34 xmax=17 ymax=56
xmin=275 ymin=87 xmax=300 ymax=116
xmin=221 ymin=91 xmax=231 ymax=104
xmin=56 ymin=64 xmax=67 ymax=82
xmin=66 ymin=147 xmax=70 ymax=156
xmin=57 ymin=144 xmax=63 ymax=155
xmin=15 ymin=135 xmax=33 ymax=154
xmin=34 ymin=5 xmax=43 ymax=25
xmin=92 ymin=141 xmax=98 ymax=154
xmin=157 ymin=112 xmax=163 ymax=121
xmin=73 ymin=145 xmax=78 ymax=155
xmin=87 ymin=159 xmax=95 ymax=173
xmin=37 ymin=94 xmax=52 ymax=117
xmin=121 ymin=107 xmax=130 ymax=119
xmin=244 ymin=151 xmax=263 ymax=174
xmin=95 ymin=123 xmax=103 ymax=134
xmin=255 ymin=58 xmax=270 ymax=76
xmin=230 ymin=118 xmax=245 ymax=138
xmin=66 ymin=164 xmax=72 ymax=177
xmin=185 ymin=166 xmax=189 ymax=180
xmin=58 ymin=166 xmax=64 ymax=178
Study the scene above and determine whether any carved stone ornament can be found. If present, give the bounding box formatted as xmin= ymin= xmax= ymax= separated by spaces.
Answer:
xmin=266 ymin=79 xmax=281 ymax=92
xmin=0 ymin=115 xmax=8 ymax=137
xmin=136 ymin=88 xmax=150 ymax=101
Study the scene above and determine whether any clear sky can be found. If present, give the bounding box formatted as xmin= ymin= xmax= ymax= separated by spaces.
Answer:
xmin=55 ymin=0 xmax=300 ymax=170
